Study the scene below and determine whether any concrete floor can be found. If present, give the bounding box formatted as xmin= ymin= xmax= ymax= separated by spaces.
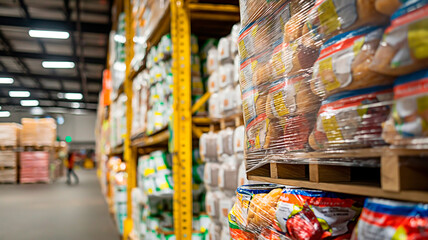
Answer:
xmin=0 ymin=169 xmax=119 ymax=240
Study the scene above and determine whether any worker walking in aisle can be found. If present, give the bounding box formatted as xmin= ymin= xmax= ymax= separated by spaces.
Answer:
xmin=67 ymin=151 xmax=79 ymax=185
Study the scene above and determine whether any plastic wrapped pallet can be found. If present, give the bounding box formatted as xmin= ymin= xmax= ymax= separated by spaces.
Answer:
xmin=20 ymin=118 xmax=56 ymax=147
xmin=0 ymin=151 xmax=17 ymax=168
xmin=0 ymin=123 xmax=21 ymax=146
xmin=228 ymin=184 xmax=363 ymax=240
xmin=0 ymin=169 xmax=17 ymax=183
xmin=237 ymin=0 xmax=427 ymax=172
xmin=20 ymin=151 xmax=50 ymax=183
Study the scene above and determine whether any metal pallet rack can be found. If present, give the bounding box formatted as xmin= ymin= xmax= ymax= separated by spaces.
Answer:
xmin=116 ymin=1 xmax=240 ymax=239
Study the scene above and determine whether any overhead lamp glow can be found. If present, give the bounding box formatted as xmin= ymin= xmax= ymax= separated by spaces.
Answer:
xmin=9 ymin=91 xmax=30 ymax=97
xmin=0 ymin=111 xmax=10 ymax=118
xmin=20 ymin=100 xmax=39 ymax=106
xmin=71 ymin=102 xmax=81 ymax=108
xmin=30 ymin=107 xmax=44 ymax=115
xmin=64 ymin=93 xmax=83 ymax=100
xmin=42 ymin=61 xmax=75 ymax=69
xmin=29 ymin=30 xmax=70 ymax=39
xmin=0 ymin=77 xmax=14 ymax=84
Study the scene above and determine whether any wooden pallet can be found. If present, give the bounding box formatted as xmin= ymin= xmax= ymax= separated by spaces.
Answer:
xmin=247 ymin=147 xmax=428 ymax=203
xmin=21 ymin=145 xmax=53 ymax=152
xmin=0 ymin=146 xmax=17 ymax=151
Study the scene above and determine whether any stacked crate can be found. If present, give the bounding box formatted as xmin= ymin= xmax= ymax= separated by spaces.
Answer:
xmin=19 ymin=118 xmax=56 ymax=184
xmin=0 ymin=123 xmax=21 ymax=183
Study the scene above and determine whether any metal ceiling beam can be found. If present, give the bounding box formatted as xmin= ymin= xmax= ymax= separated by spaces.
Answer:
xmin=75 ymin=0 xmax=88 ymax=102
xmin=0 ymin=96 xmax=98 ymax=104
xmin=0 ymin=102 xmax=97 ymax=111
xmin=0 ymin=71 xmax=101 ymax=83
xmin=0 ymin=50 xmax=105 ymax=65
xmin=0 ymin=16 xmax=109 ymax=34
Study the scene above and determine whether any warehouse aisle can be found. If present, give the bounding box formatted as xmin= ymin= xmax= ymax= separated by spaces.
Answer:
xmin=0 ymin=170 xmax=119 ymax=240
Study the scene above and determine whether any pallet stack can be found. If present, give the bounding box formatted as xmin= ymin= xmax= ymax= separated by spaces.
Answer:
xmin=0 ymin=123 xmax=21 ymax=184
xmin=19 ymin=118 xmax=56 ymax=184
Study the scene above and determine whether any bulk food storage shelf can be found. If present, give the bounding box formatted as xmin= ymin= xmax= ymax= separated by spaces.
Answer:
xmin=106 ymin=1 xmax=241 ymax=239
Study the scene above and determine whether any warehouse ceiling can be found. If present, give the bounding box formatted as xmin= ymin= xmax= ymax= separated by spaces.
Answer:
xmin=0 ymin=0 xmax=111 ymax=112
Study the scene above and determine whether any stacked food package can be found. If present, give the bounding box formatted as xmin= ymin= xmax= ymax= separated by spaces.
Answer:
xmin=206 ymin=24 xmax=242 ymax=119
xmin=20 ymin=151 xmax=50 ymax=184
xmin=145 ymin=34 xmax=174 ymax=134
xmin=236 ymin=0 xmax=428 ymax=168
xmin=131 ymin=71 xmax=149 ymax=136
xmin=135 ymin=150 xmax=208 ymax=239
xmin=106 ymin=157 xmax=127 ymax=234
xmin=0 ymin=123 xmax=21 ymax=184
xmin=228 ymin=184 xmax=428 ymax=239
xmin=110 ymin=94 xmax=127 ymax=147
xmin=20 ymin=118 xmax=56 ymax=147
xmin=200 ymin=125 xmax=246 ymax=240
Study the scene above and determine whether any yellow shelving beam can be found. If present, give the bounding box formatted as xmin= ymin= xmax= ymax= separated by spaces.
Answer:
xmin=123 ymin=0 xmax=136 ymax=239
xmin=171 ymin=0 xmax=193 ymax=239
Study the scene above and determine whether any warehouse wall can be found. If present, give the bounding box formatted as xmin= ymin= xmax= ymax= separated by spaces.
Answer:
xmin=0 ymin=112 xmax=96 ymax=143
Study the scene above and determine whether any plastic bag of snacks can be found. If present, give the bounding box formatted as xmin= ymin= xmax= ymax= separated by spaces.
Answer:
xmin=228 ymin=185 xmax=363 ymax=240
xmin=383 ymin=69 xmax=428 ymax=145
xmin=371 ymin=0 xmax=428 ymax=76
xmin=351 ymin=198 xmax=428 ymax=239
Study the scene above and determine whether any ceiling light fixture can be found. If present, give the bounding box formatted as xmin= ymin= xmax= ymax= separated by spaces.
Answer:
xmin=0 ymin=111 xmax=10 ymax=118
xmin=0 ymin=77 xmax=14 ymax=84
xmin=30 ymin=107 xmax=44 ymax=116
xmin=71 ymin=102 xmax=81 ymax=108
xmin=29 ymin=30 xmax=70 ymax=39
xmin=64 ymin=93 xmax=83 ymax=100
xmin=42 ymin=61 xmax=75 ymax=69
xmin=9 ymin=91 xmax=30 ymax=97
xmin=20 ymin=100 xmax=39 ymax=107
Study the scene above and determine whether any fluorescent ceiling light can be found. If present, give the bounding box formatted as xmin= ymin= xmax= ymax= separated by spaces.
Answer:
xmin=9 ymin=91 xmax=30 ymax=97
xmin=71 ymin=102 xmax=81 ymax=108
xmin=30 ymin=107 xmax=44 ymax=115
xmin=20 ymin=100 xmax=39 ymax=106
xmin=0 ymin=111 xmax=10 ymax=117
xmin=64 ymin=93 xmax=83 ymax=100
xmin=29 ymin=30 xmax=69 ymax=39
xmin=42 ymin=61 xmax=75 ymax=69
xmin=0 ymin=77 xmax=14 ymax=84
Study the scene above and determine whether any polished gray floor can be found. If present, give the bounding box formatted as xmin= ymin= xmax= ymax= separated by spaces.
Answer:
xmin=0 ymin=169 xmax=119 ymax=240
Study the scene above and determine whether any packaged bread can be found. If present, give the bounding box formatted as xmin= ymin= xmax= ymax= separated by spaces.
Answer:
xmin=303 ymin=0 xmax=388 ymax=46
xmin=383 ymin=70 xmax=428 ymax=145
xmin=370 ymin=0 xmax=428 ymax=76
xmin=351 ymin=198 xmax=428 ymax=240
xmin=239 ymin=0 xmax=289 ymax=27
xmin=312 ymin=26 xmax=394 ymax=99
xmin=234 ymin=55 xmax=240 ymax=84
xmin=233 ymin=126 xmax=245 ymax=155
xmin=282 ymin=114 xmax=313 ymax=151
xmin=266 ymin=73 xmax=319 ymax=118
xmin=208 ymin=222 xmax=222 ymax=240
xmin=375 ymin=0 xmax=407 ymax=16
xmin=309 ymin=85 xmax=393 ymax=150
xmin=275 ymin=188 xmax=362 ymax=239
xmin=221 ymin=86 xmax=237 ymax=117
xmin=263 ymin=118 xmax=284 ymax=150
xmin=245 ymin=113 xmax=269 ymax=153
xmin=218 ymin=157 xmax=240 ymax=191
xmin=208 ymin=70 xmax=220 ymax=93
xmin=238 ymin=18 xmax=276 ymax=61
xmin=206 ymin=190 xmax=222 ymax=220
xmin=242 ymin=87 xmax=263 ymax=124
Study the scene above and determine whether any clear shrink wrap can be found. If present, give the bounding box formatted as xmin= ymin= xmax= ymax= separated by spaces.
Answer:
xmin=20 ymin=118 xmax=56 ymax=147
xmin=371 ymin=0 xmax=428 ymax=76
xmin=238 ymin=0 xmax=417 ymax=171
xmin=228 ymin=184 xmax=363 ymax=240
xmin=0 ymin=123 xmax=21 ymax=146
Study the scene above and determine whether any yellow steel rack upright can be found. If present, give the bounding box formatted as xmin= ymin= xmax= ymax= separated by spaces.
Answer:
xmin=119 ymin=1 xmax=240 ymax=239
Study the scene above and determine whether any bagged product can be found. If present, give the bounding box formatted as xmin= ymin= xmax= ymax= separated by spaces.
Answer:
xmin=207 ymin=47 xmax=219 ymax=75
xmin=208 ymin=71 xmax=220 ymax=93
xmin=282 ymin=114 xmax=313 ymax=151
xmin=234 ymin=55 xmax=240 ymax=84
xmin=200 ymin=132 xmax=218 ymax=162
xmin=276 ymin=189 xmax=362 ymax=239
xmin=233 ymin=126 xmax=245 ymax=155
xmin=218 ymin=157 xmax=240 ymax=191
xmin=219 ymin=194 xmax=236 ymax=226
xmin=221 ymin=86 xmax=238 ymax=117
xmin=204 ymin=162 xmax=220 ymax=188
xmin=240 ymin=51 xmax=273 ymax=91
xmin=151 ymin=150 xmax=171 ymax=172
xmin=208 ymin=222 xmax=222 ymax=240
xmin=371 ymin=0 xmax=428 ymax=76
xmin=235 ymin=85 xmax=243 ymax=114
xmin=383 ymin=70 xmax=428 ymax=145
xmin=231 ymin=23 xmax=241 ymax=56
xmin=219 ymin=63 xmax=234 ymax=89
xmin=303 ymin=0 xmax=387 ymax=46
xmin=237 ymin=161 xmax=249 ymax=187
xmin=312 ymin=26 xmax=394 ymax=98
xmin=352 ymin=198 xmax=428 ymax=239
xmin=309 ymin=85 xmax=393 ymax=150
xmin=228 ymin=184 xmax=283 ymax=236
xmin=245 ymin=113 xmax=269 ymax=153
xmin=209 ymin=93 xmax=223 ymax=119
xmin=266 ymin=73 xmax=319 ymax=118
xmin=155 ymin=173 xmax=174 ymax=195
xmin=218 ymin=36 xmax=232 ymax=62
xmin=206 ymin=190 xmax=222 ymax=220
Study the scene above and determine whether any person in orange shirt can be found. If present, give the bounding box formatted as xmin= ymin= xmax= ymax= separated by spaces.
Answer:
xmin=67 ymin=151 xmax=79 ymax=185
